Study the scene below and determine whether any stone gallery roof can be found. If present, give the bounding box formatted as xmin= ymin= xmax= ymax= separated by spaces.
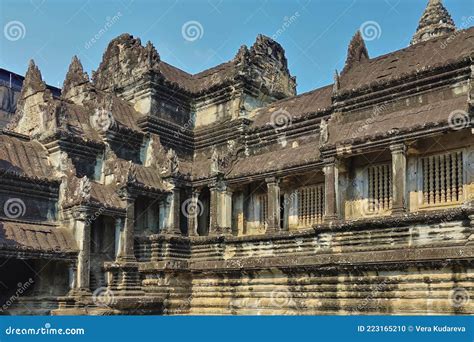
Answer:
xmin=326 ymin=96 xmax=468 ymax=148
xmin=90 ymin=182 xmax=125 ymax=209
xmin=251 ymin=85 xmax=333 ymax=128
xmin=0 ymin=133 xmax=55 ymax=181
xmin=158 ymin=60 xmax=238 ymax=94
xmin=228 ymin=135 xmax=321 ymax=178
xmin=0 ymin=221 xmax=77 ymax=255
xmin=339 ymin=26 xmax=474 ymax=92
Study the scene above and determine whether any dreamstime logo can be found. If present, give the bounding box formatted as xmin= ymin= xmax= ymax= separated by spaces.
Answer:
xmin=3 ymin=198 xmax=26 ymax=219
xmin=361 ymin=199 xmax=377 ymax=218
xmin=4 ymin=21 xmax=26 ymax=41
xmin=92 ymin=287 xmax=115 ymax=307
xmin=270 ymin=108 xmax=292 ymax=132
xmin=270 ymin=289 xmax=293 ymax=308
xmin=181 ymin=21 xmax=204 ymax=42
xmin=90 ymin=108 xmax=114 ymax=133
xmin=448 ymin=110 xmax=471 ymax=131
xmin=84 ymin=12 xmax=123 ymax=49
xmin=271 ymin=12 xmax=300 ymax=40
xmin=359 ymin=21 xmax=382 ymax=41
xmin=450 ymin=287 xmax=470 ymax=308
xmin=181 ymin=198 xmax=204 ymax=218
xmin=0 ymin=278 xmax=34 ymax=312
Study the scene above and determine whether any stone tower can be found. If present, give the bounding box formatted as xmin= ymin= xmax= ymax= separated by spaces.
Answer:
xmin=411 ymin=0 xmax=456 ymax=45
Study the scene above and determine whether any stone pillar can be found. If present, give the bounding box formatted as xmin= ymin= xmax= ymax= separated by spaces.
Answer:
xmin=187 ymin=189 xmax=201 ymax=236
xmin=209 ymin=181 xmax=232 ymax=235
xmin=266 ymin=177 xmax=280 ymax=233
xmin=116 ymin=196 xmax=136 ymax=262
xmin=220 ymin=187 xmax=233 ymax=234
xmin=114 ymin=217 xmax=123 ymax=259
xmin=390 ymin=143 xmax=407 ymax=214
xmin=73 ymin=212 xmax=91 ymax=293
xmin=323 ymin=157 xmax=338 ymax=222
xmin=164 ymin=186 xmax=182 ymax=235
xmin=209 ymin=182 xmax=219 ymax=235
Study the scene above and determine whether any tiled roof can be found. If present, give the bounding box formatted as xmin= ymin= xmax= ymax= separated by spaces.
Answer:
xmin=228 ymin=135 xmax=321 ymax=178
xmin=0 ymin=134 xmax=55 ymax=180
xmin=0 ymin=221 xmax=77 ymax=254
xmin=326 ymin=95 xmax=468 ymax=147
xmin=158 ymin=60 xmax=238 ymax=94
xmin=340 ymin=27 xmax=474 ymax=92
xmin=251 ymin=85 xmax=333 ymax=128
xmin=90 ymin=182 xmax=125 ymax=209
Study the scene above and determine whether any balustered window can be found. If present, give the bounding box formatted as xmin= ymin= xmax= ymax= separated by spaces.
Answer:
xmin=421 ymin=151 xmax=463 ymax=206
xmin=297 ymin=184 xmax=324 ymax=226
xmin=367 ymin=164 xmax=392 ymax=213
xmin=257 ymin=193 xmax=267 ymax=226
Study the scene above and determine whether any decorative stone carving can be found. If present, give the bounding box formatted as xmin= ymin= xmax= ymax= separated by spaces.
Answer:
xmin=342 ymin=31 xmax=369 ymax=74
xmin=411 ymin=0 xmax=456 ymax=45
xmin=319 ymin=118 xmax=328 ymax=145
xmin=11 ymin=60 xmax=56 ymax=138
xmin=61 ymin=56 xmax=91 ymax=101
xmin=75 ymin=176 xmax=91 ymax=203
xmin=167 ymin=148 xmax=180 ymax=175
xmin=92 ymin=34 xmax=161 ymax=91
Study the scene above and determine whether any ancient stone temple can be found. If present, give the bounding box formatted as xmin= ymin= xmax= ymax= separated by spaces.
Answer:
xmin=0 ymin=0 xmax=473 ymax=315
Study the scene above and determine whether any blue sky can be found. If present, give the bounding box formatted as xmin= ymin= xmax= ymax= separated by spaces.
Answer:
xmin=0 ymin=0 xmax=472 ymax=94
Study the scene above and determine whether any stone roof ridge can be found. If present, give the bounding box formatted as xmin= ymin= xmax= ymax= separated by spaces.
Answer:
xmin=411 ymin=0 xmax=456 ymax=45
xmin=342 ymin=31 xmax=369 ymax=74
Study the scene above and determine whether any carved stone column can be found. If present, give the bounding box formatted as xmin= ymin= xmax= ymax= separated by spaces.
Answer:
xmin=219 ymin=187 xmax=233 ymax=235
xmin=266 ymin=177 xmax=280 ymax=233
xmin=114 ymin=217 xmax=123 ymax=259
xmin=187 ymin=189 xmax=201 ymax=237
xmin=116 ymin=195 xmax=137 ymax=262
xmin=72 ymin=210 xmax=91 ymax=294
xmin=209 ymin=180 xmax=232 ymax=235
xmin=323 ymin=157 xmax=338 ymax=222
xmin=390 ymin=143 xmax=407 ymax=214
xmin=209 ymin=182 xmax=218 ymax=235
xmin=163 ymin=186 xmax=182 ymax=235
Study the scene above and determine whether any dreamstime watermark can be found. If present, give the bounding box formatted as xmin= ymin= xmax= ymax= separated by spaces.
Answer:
xmin=349 ymin=103 xmax=388 ymax=140
xmin=351 ymin=279 xmax=389 ymax=313
xmin=84 ymin=12 xmax=123 ymax=49
xmin=450 ymin=287 xmax=470 ymax=308
xmin=4 ymin=20 xmax=26 ymax=41
xmin=0 ymin=278 xmax=34 ymax=312
xmin=440 ymin=15 xmax=474 ymax=50
xmin=270 ymin=289 xmax=294 ymax=308
xmin=271 ymin=12 xmax=300 ymax=41
xmin=92 ymin=287 xmax=115 ymax=307
xmin=359 ymin=21 xmax=382 ymax=41
xmin=3 ymin=198 xmax=26 ymax=219
xmin=270 ymin=108 xmax=292 ymax=132
xmin=5 ymin=323 xmax=85 ymax=336
xmin=448 ymin=110 xmax=471 ymax=131
xmin=90 ymin=108 xmax=115 ymax=133
xmin=181 ymin=198 xmax=204 ymax=219
xmin=182 ymin=20 xmax=204 ymax=42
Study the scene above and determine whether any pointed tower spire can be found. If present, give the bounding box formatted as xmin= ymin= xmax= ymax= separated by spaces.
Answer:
xmin=62 ymin=56 xmax=90 ymax=100
xmin=342 ymin=31 xmax=369 ymax=74
xmin=411 ymin=0 xmax=455 ymax=45
xmin=12 ymin=60 xmax=55 ymax=137
xmin=333 ymin=70 xmax=340 ymax=94
xmin=22 ymin=59 xmax=47 ymax=96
